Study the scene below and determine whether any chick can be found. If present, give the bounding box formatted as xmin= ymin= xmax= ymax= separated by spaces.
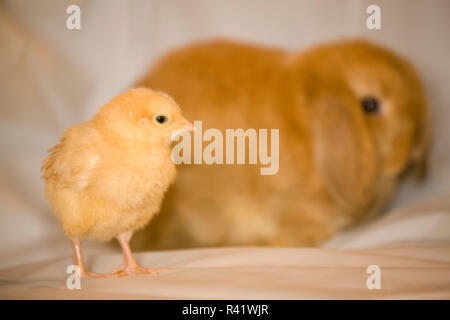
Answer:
xmin=41 ymin=88 xmax=193 ymax=277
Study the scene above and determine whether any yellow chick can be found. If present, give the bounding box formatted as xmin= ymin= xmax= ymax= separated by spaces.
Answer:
xmin=41 ymin=88 xmax=193 ymax=277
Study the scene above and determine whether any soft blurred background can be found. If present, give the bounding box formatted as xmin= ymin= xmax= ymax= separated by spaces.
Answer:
xmin=1 ymin=0 xmax=449 ymax=269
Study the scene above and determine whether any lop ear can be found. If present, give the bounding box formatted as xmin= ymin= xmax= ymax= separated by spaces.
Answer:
xmin=411 ymin=100 xmax=430 ymax=181
xmin=314 ymin=96 xmax=379 ymax=212
xmin=411 ymin=141 xmax=429 ymax=180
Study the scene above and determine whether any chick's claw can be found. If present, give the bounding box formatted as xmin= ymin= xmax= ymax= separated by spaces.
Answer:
xmin=111 ymin=265 xmax=171 ymax=278
xmin=81 ymin=271 xmax=114 ymax=278
xmin=110 ymin=263 xmax=127 ymax=275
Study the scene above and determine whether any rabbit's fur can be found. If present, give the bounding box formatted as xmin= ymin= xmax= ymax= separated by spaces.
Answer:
xmin=135 ymin=39 xmax=429 ymax=248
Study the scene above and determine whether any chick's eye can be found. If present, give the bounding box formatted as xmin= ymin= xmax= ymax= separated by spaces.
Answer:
xmin=361 ymin=96 xmax=380 ymax=114
xmin=155 ymin=115 xmax=167 ymax=124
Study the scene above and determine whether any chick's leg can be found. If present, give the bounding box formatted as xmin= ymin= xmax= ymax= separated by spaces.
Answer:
xmin=71 ymin=238 xmax=110 ymax=278
xmin=111 ymin=231 xmax=170 ymax=277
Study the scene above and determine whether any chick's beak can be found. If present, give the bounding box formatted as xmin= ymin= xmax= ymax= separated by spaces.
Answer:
xmin=182 ymin=121 xmax=195 ymax=132
xmin=170 ymin=120 xmax=194 ymax=141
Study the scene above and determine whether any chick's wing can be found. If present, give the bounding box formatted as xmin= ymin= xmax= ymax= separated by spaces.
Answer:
xmin=41 ymin=124 xmax=101 ymax=191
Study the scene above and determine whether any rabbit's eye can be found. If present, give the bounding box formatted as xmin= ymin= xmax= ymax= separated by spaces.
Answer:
xmin=361 ymin=96 xmax=380 ymax=114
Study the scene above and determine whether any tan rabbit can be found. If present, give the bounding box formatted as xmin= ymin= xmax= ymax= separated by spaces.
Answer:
xmin=134 ymin=39 xmax=429 ymax=249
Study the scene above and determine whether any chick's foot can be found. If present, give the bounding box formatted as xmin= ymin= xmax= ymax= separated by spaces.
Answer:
xmin=81 ymin=271 xmax=113 ymax=278
xmin=110 ymin=264 xmax=170 ymax=277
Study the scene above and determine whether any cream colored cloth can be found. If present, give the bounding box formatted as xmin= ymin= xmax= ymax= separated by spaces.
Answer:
xmin=2 ymin=194 xmax=450 ymax=299
xmin=1 ymin=245 xmax=449 ymax=300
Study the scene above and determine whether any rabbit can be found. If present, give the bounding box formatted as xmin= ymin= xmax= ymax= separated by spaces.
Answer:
xmin=133 ymin=39 xmax=430 ymax=249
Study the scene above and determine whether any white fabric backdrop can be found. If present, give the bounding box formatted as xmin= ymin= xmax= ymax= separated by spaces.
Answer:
xmin=1 ymin=0 xmax=449 ymax=269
